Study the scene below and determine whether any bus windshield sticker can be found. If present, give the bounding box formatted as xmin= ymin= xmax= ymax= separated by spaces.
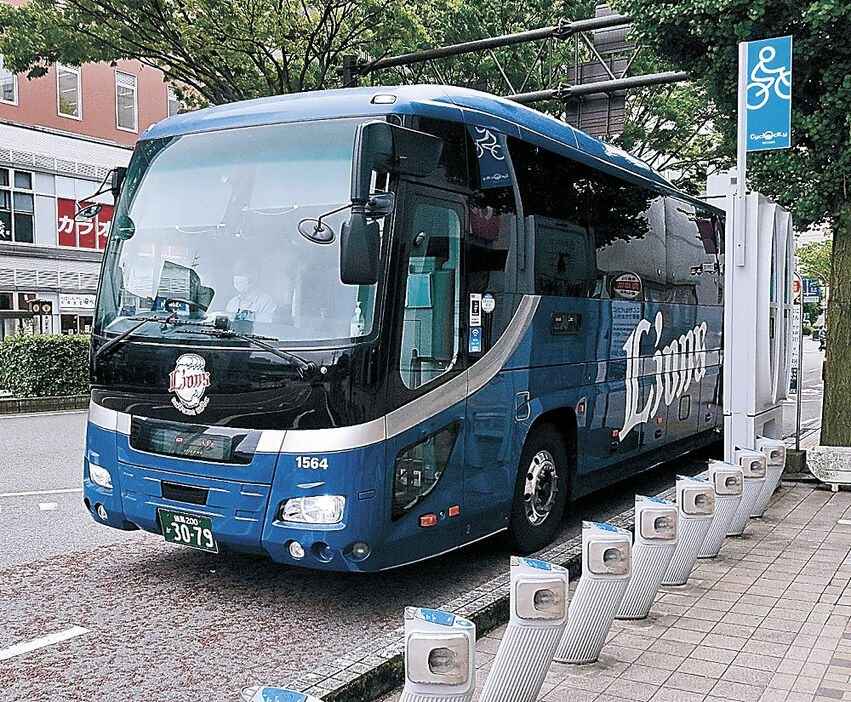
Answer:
xmin=469 ymin=293 xmax=482 ymax=326
xmin=481 ymin=293 xmax=495 ymax=313
xmin=466 ymin=125 xmax=513 ymax=189
xmin=469 ymin=327 xmax=482 ymax=353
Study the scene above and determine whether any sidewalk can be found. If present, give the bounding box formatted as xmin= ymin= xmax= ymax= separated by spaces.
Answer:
xmin=387 ymin=483 xmax=851 ymax=702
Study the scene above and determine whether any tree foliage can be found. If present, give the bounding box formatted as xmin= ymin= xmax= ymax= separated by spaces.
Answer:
xmin=614 ymin=0 xmax=851 ymax=445
xmin=797 ymin=239 xmax=833 ymax=285
xmin=0 ymin=0 xmax=432 ymax=105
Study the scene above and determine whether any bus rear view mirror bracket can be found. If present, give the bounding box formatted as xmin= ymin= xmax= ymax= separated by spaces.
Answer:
xmin=341 ymin=121 xmax=444 ymax=285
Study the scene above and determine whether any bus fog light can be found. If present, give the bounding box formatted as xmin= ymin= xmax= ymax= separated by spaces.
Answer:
xmin=96 ymin=504 xmax=108 ymax=520
xmin=280 ymin=495 xmax=345 ymax=524
xmin=350 ymin=541 xmax=371 ymax=560
xmin=89 ymin=463 xmax=113 ymax=489
xmin=288 ymin=540 xmax=305 ymax=560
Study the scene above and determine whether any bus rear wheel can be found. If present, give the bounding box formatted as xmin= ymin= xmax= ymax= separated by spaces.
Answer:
xmin=508 ymin=424 xmax=569 ymax=553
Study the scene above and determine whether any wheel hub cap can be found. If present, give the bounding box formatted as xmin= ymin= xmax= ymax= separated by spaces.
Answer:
xmin=524 ymin=450 xmax=558 ymax=526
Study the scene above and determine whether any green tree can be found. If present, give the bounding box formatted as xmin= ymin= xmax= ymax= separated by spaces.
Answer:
xmin=797 ymin=239 xmax=833 ymax=286
xmin=0 ymin=0 xmax=433 ymax=105
xmin=615 ymin=0 xmax=851 ymax=446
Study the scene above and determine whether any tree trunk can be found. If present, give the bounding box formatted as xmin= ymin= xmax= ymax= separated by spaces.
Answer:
xmin=821 ymin=204 xmax=851 ymax=446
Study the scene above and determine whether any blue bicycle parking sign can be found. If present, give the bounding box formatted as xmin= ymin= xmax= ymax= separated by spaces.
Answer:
xmin=745 ymin=36 xmax=792 ymax=151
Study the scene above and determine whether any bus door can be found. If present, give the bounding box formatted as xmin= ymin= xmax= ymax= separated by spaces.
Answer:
xmin=663 ymin=304 xmax=701 ymax=442
xmin=384 ymin=186 xmax=467 ymax=554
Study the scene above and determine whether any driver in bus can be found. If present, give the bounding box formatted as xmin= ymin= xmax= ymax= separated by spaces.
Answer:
xmin=225 ymin=258 xmax=276 ymax=324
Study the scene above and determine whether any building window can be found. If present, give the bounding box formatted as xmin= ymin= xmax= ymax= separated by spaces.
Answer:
xmin=0 ymin=168 xmax=34 ymax=243
xmin=167 ymin=85 xmax=182 ymax=117
xmin=57 ymin=65 xmax=81 ymax=119
xmin=0 ymin=55 xmax=18 ymax=105
xmin=115 ymin=70 xmax=137 ymax=132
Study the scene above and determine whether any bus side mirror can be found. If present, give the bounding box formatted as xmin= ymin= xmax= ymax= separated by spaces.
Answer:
xmin=342 ymin=121 xmax=443 ymax=285
xmin=340 ymin=216 xmax=380 ymax=285
xmin=111 ymin=167 xmax=127 ymax=202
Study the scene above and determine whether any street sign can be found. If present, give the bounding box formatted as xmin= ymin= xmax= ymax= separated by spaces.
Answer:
xmin=802 ymin=277 xmax=821 ymax=303
xmin=792 ymin=273 xmax=801 ymax=301
xmin=789 ymin=305 xmax=800 ymax=395
xmin=744 ymin=36 xmax=792 ymax=152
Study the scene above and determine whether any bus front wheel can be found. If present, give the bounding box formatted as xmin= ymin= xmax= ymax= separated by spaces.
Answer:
xmin=508 ymin=424 xmax=569 ymax=553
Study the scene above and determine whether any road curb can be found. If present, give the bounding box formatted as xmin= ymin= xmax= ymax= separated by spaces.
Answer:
xmin=253 ymin=484 xmax=677 ymax=701
xmin=0 ymin=394 xmax=89 ymax=415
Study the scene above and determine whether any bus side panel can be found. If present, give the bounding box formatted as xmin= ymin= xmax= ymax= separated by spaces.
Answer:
xmin=464 ymin=371 xmax=516 ymax=538
xmin=84 ymin=420 xmax=131 ymax=530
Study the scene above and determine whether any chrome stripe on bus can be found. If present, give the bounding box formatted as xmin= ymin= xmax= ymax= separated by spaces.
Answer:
xmin=89 ymin=295 xmax=541 ymax=454
xmin=88 ymin=400 xmax=118 ymax=431
xmin=384 ymin=294 xmax=540 ymax=439
xmin=279 ymin=418 xmax=387 ymax=454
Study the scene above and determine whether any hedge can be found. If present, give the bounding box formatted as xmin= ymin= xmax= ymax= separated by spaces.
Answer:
xmin=0 ymin=334 xmax=90 ymax=397
xmin=802 ymin=325 xmax=812 ymax=336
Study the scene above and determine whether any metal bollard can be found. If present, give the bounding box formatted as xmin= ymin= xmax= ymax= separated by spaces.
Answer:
xmin=554 ymin=522 xmax=631 ymax=664
xmin=751 ymin=437 xmax=787 ymax=517
xmin=479 ymin=557 xmax=569 ymax=702
xmin=727 ymin=448 xmax=767 ymax=535
xmin=662 ymin=476 xmax=715 ymax=586
xmin=616 ymin=495 xmax=678 ymax=620
xmin=697 ymin=461 xmax=744 ymax=558
xmin=240 ymin=687 xmax=323 ymax=702
xmin=400 ymin=607 xmax=476 ymax=702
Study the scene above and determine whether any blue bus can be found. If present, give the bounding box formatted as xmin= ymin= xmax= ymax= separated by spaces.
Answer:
xmin=84 ymin=85 xmax=724 ymax=571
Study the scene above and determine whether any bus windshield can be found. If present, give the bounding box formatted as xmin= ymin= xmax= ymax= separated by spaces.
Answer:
xmin=95 ymin=118 xmax=380 ymax=345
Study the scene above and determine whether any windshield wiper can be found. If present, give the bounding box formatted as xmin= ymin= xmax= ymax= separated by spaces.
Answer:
xmin=174 ymin=327 xmax=316 ymax=378
xmin=94 ymin=312 xmax=180 ymax=361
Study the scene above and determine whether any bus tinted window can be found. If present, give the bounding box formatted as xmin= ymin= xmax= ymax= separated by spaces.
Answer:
xmin=400 ymin=203 xmax=462 ymax=390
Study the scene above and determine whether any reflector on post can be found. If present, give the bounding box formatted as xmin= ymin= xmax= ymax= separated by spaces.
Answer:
xmin=751 ymin=437 xmax=786 ymax=517
xmin=662 ymin=476 xmax=715 ymax=586
xmin=728 ymin=448 xmax=767 ymax=535
xmin=616 ymin=496 xmax=678 ymax=620
xmin=479 ymin=557 xmax=569 ymax=702
xmin=554 ymin=522 xmax=631 ymax=664
xmin=697 ymin=461 xmax=744 ymax=558
xmin=401 ymin=607 xmax=475 ymax=702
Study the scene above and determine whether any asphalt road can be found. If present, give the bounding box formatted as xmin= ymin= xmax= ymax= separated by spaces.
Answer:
xmin=0 ymin=345 xmax=825 ymax=701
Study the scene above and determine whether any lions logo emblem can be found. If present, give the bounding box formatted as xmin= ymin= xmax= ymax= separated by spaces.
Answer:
xmin=169 ymin=353 xmax=211 ymax=415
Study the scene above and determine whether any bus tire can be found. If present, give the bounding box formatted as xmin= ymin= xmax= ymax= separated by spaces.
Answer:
xmin=508 ymin=424 xmax=569 ymax=553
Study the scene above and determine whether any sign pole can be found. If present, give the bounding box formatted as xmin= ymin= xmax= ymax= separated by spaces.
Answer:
xmin=795 ymin=292 xmax=804 ymax=450
xmin=735 ymin=41 xmax=748 ymax=268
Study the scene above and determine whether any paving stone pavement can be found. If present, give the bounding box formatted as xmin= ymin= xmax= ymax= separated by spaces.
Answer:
xmin=383 ymin=482 xmax=851 ymax=702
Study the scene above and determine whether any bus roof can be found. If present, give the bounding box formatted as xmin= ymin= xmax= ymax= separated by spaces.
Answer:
xmin=142 ymin=85 xmax=719 ymax=211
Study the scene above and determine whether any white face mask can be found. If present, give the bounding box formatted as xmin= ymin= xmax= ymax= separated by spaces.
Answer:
xmin=233 ymin=276 xmax=250 ymax=294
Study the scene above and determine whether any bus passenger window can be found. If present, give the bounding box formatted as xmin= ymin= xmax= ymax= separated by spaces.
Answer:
xmin=400 ymin=204 xmax=461 ymax=390
xmin=531 ymin=216 xmax=596 ymax=298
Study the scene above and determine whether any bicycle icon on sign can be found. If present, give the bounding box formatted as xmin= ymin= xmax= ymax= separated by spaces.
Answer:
xmin=747 ymin=46 xmax=791 ymax=110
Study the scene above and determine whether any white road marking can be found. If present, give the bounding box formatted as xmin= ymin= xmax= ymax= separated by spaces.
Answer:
xmin=0 ymin=488 xmax=82 ymax=499
xmin=39 ymin=502 xmax=58 ymax=511
xmin=838 ymin=519 xmax=851 ymax=526
xmin=0 ymin=627 xmax=89 ymax=661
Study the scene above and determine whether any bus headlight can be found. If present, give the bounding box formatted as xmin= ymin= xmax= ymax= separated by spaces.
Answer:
xmin=89 ymin=463 xmax=113 ymax=489
xmin=280 ymin=495 xmax=345 ymax=524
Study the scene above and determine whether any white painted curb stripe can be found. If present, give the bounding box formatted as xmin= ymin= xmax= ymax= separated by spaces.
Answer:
xmin=0 ymin=488 xmax=82 ymax=499
xmin=0 ymin=627 xmax=89 ymax=661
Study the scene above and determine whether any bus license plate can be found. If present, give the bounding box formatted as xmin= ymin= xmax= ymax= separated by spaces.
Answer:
xmin=159 ymin=508 xmax=218 ymax=553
